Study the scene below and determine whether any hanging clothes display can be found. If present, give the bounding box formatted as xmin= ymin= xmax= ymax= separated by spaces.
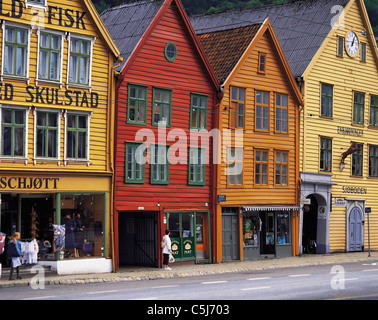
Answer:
xmin=64 ymin=216 xmax=77 ymax=249
xmin=20 ymin=239 xmax=39 ymax=265
xmin=53 ymin=224 xmax=65 ymax=251
xmin=0 ymin=232 xmax=6 ymax=254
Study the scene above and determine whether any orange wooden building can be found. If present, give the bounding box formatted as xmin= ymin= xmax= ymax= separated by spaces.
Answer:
xmin=197 ymin=19 xmax=303 ymax=262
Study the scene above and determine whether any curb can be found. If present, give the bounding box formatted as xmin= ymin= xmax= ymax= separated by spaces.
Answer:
xmin=1 ymin=252 xmax=377 ymax=289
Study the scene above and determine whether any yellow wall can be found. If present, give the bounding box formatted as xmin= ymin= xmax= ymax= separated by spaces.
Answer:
xmin=301 ymin=0 xmax=378 ymax=251
xmin=0 ymin=0 xmax=116 ymax=173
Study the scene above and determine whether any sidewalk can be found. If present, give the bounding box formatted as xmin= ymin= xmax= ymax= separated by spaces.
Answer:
xmin=1 ymin=251 xmax=377 ymax=288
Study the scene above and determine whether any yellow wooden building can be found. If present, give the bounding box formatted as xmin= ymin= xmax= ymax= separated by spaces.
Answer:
xmin=197 ymin=19 xmax=303 ymax=262
xmin=0 ymin=0 xmax=121 ymax=274
xmin=299 ymin=0 xmax=378 ymax=254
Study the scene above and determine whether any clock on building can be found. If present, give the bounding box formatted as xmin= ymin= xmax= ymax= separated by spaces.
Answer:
xmin=345 ymin=31 xmax=359 ymax=57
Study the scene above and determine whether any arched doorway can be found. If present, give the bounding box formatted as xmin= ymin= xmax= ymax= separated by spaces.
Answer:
xmin=302 ymin=194 xmax=329 ymax=254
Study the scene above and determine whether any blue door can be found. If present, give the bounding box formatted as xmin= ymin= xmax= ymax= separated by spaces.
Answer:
xmin=349 ymin=207 xmax=363 ymax=252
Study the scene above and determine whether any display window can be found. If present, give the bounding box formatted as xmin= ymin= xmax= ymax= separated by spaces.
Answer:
xmin=277 ymin=212 xmax=291 ymax=245
xmin=243 ymin=213 xmax=259 ymax=247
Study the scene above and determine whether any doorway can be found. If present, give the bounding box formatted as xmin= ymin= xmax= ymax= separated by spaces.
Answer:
xmin=348 ymin=206 xmax=363 ymax=252
xmin=222 ymin=207 xmax=239 ymax=261
xmin=302 ymin=195 xmax=318 ymax=253
xmin=260 ymin=211 xmax=275 ymax=255
xmin=118 ymin=212 xmax=158 ymax=267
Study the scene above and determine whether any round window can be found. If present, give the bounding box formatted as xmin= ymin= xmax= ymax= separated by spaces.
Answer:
xmin=165 ymin=42 xmax=177 ymax=62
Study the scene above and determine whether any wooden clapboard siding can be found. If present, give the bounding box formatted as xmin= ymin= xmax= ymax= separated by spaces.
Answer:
xmin=113 ymin=2 xmax=218 ymax=213
xmin=0 ymin=0 xmax=118 ymax=174
xmin=218 ymin=25 xmax=301 ymax=206
xmin=301 ymin=0 xmax=378 ymax=252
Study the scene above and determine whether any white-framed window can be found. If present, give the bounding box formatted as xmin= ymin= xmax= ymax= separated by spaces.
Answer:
xmin=1 ymin=22 xmax=31 ymax=80
xmin=0 ymin=105 xmax=29 ymax=162
xmin=67 ymin=34 xmax=94 ymax=87
xmin=25 ymin=0 xmax=47 ymax=9
xmin=37 ymin=29 xmax=64 ymax=84
xmin=64 ymin=110 xmax=91 ymax=165
xmin=33 ymin=108 xmax=62 ymax=163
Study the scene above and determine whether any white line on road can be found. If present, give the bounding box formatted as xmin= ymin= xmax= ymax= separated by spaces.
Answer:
xmin=86 ymin=290 xmax=120 ymax=295
xmin=241 ymin=286 xmax=270 ymax=291
xmin=201 ymin=281 xmax=228 ymax=285
xmin=150 ymin=285 xmax=179 ymax=289
xmin=23 ymin=295 xmax=58 ymax=300
xmin=248 ymin=277 xmax=271 ymax=281
xmin=288 ymin=274 xmax=311 ymax=277
xmin=363 ymin=269 xmax=378 ymax=272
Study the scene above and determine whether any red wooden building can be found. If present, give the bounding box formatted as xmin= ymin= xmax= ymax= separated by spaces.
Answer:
xmin=101 ymin=0 xmax=220 ymax=269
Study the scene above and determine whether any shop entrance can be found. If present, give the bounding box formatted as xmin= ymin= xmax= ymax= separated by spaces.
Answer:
xmin=118 ymin=211 xmax=158 ymax=267
xmin=302 ymin=195 xmax=318 ymax=253
xmin=348 ymin=207 xmax=363 ymax=252
xmin=222 ymin=207 xmax=239 ymax=261
xmin=260 ymin=211 xmax=275 ymax=255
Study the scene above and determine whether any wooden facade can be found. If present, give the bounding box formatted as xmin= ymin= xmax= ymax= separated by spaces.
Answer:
xmin=101 ymin=0 xmax=219 ymax=269
xmin=197 ymin=20 xmax=303 ymax=262
xmin=0 ymin=0 xmax=120 ymax=274
xmin=300 ymin=0 xmax=378 ymax=253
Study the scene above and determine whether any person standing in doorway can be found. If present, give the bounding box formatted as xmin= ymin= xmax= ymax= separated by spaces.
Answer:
xmin=7 ymin=232 xmax=24 ymax=280
xmin=162 ymin=230 xmax=172 ymax=271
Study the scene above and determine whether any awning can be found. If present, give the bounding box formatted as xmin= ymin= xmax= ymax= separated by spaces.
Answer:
xmin=242 ymin=206 xmax=300 ymax=212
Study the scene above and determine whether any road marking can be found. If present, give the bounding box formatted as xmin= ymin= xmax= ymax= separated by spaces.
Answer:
xmin=23 ymin=295 xmax=58 ymax=300
xmin=150 ymin=285 xmax=179 ymax=289
xmin=363 ymin=269 xmax=378 ymax=272
xmin=241 ymin=286 xmax=270 ymax=291
xmin=288 ymin=274 xmax=311 ymax=278
xmin=340 ymin=278 xmax=359 ymax=281
xmin=248 ymin=277 xmax=271 ymax=281
xmin=201 ymin=281 xmax=228 ymax=285
xmin=86 ymin=290 xmax=119 ymax=295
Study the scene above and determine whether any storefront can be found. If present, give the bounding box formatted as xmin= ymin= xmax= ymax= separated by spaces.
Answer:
xmin=242 ymin=207 xmax=296 ymax=259
xmin=220 ymin=206 xmax=298 ymax=262
xmin=0 ymin=174 xmax=112 ymax=274
xmin=166 ymin=211 xmax=211 ymax=264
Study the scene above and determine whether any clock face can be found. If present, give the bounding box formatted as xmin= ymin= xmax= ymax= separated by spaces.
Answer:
xmin=346 ymin=31 xmax=359 ymax=57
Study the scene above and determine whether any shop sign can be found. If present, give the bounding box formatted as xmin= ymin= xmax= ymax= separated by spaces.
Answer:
xmin=334 ymin=198 xmax=347 ymax=207
xmin=0 ymin=82 xmax=99 ymax=108
xmin=218 ymin=195 xmax=226 ymax=202
xmin=0 ymin=0 xmax=87 ymax=30
xmin=183 ymin=238 xmax=194 ymax=258
xmin=0 ymin=177 xmax=59 ymax=190
xmin=171 ymin=238 xmax=180 ymax=258
xmin=337 ymin=126 xmax=363 ymax=137
xmin=342 ymin=186 xmax=367 ymax=195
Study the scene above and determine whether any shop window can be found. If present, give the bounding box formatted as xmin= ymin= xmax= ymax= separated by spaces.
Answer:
xmin=1 ymin=107 xmax=26 ymax=158
xmin=38 ymin=31 xmax=63 ymax=82
xmin=190 ymin=93 xmax=208 ymax=130
xmin=60 ymin=194 xmax=105 ymax=259
xmin=277 ymin=212 xmax=291 ymax=245
xmin=127 ymin=84 xmax=147 ymax=125
xmin=69 ymin=37 xmax=92 ymax=86
xmin=188 ymin=147 xmax=205 ymax=185
xmin=26 ymin=0 xmax=46 ymax=6
xmin=36 ymin=110 xmax=59 ymax=159
xmin=243 ymin=213 xmax=259 ymax=247
xmin=3 ymin=25 xmax=29 ymax=78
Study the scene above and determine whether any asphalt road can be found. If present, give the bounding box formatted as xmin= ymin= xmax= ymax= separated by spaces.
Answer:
xmin=1 ymin=260 xmax=378 ymax=302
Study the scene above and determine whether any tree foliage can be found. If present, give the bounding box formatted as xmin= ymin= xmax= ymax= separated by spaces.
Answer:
xmin=92 ymin=0 xmax=377 ymax=36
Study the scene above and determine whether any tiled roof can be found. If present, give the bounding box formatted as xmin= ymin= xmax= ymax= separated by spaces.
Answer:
xmin=100 ymin=0 xmax=164 ymax=71
xmin=197 ymin=24 xmax=262 ymax=84
xmin=190 ymin=0 xmax=351 ymax=77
